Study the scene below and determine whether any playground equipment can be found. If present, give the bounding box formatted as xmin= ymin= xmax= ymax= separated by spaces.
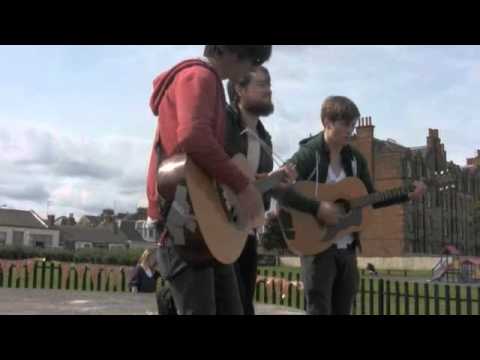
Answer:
xmin=431 ymin=245 xmax=480 ymax=283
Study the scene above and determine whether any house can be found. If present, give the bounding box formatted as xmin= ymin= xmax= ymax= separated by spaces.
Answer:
xmin=59 ymin=224 xmax=129 ymax=251
xmin=117 ymin=220 xmax=154 ymax=249
xmin=0 ymin=209 xmax=60 ymax=249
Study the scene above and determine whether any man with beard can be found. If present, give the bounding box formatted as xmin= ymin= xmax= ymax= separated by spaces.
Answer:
xmin=225 ymin=66 xmax=275 ymax=315
xmin=225 ymin=67 xmax=322 ymax=314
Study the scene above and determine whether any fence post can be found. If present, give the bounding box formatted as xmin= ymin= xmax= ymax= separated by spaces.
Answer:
xmin=105 ymin=270 xmax=110 ymax=292
xmin=97 ymin=270 xmax=103 ymax=292
xmin=455 ymin=285 xmax=462 ymax=315
xmin=445 ymin=285 xmax=451 ymax=315
xmin=24 ymin=264 xmax=29 ymax=289
xmin=49 ymin=263 xmax=54 ymax=289
xmin=378 ymin=279 xmax=384 ymax=316
xmin=404 ymin=282 xmax=410 ymax=315
xmin=369 ymin=278 xmax=374 ymax=315
xmin=414 ymin=283 xmax=419 ymax=315
xmin=15 ymin=265 xmax=21 ymax=288
xmin=434 ymin=284 xmax=440 ymax=315
xmin=57 ymin=264 xmax=62 ymax=289
xmin=32 ymin=262 xmax=38 ymax=289
xmin=40 ymin=261 xmax=46 ymax=289
xmin=466 ymin=286 xmax=472 ymax=315
xmin=360 ymin=278 xmax=365 ymax=315
xmin=263 ymin=269 xmax=269 ymax=304
xmin=271 ymin=270 xmax=277 ymax=305
xmin=395 ymin=281 xmax=400 ymax=315
xmin=120 ymin=269 xmax=126 ymax=292
xmin=386 ymin=280 xmax=391 ymax=315
xmin=279 ymin=271 xmax=285 ymax=306
xmin=287 ymin=272 xmax=293 ymax=308
xmin=81 ymin=266 xmax=88 ymax=291
xmin=295 ymin=273 xmax=301 ymax=311
xmin=424 ymin=283 xmax=430 ymax=315
xmin=8 ymin=264 xmax=16 ymax=288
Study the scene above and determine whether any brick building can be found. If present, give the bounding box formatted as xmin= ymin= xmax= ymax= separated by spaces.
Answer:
xmin=350 ymin=117 xmax=480 ymax=257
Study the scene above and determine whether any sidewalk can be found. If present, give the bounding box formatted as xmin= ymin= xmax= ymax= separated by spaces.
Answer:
xmin=0 ymin=288 xmax=304 ymax=315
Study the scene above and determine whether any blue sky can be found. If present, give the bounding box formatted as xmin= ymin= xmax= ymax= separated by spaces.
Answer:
xmin=1 ymin=45 xmax=479 ymax=218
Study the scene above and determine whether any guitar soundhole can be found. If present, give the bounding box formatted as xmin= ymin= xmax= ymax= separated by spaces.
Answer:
xmin=334 ymin=199 xmax=351 ymax=216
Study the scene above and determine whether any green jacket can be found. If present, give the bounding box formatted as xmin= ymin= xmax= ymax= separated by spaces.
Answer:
xmin=290 ymin=132 xmax=374 ymax=192
xmin=288 ymin=131 xmax=409 ymax=251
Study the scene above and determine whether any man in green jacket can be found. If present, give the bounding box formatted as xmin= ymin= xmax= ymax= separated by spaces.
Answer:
xmin=287 ymin=96 xmax=427 ymax=315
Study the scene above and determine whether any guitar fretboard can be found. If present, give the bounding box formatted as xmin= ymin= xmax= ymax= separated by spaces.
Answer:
xmin=350 ymin=184 xmax=415 ymax=209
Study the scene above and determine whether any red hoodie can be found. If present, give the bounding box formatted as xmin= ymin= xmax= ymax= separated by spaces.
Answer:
xmin=146 ymin=59 xmax=250 ymax=221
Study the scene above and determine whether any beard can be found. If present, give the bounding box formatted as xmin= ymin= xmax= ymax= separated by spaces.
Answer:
xmin=242 ymin=99 xmax=275 ymax=117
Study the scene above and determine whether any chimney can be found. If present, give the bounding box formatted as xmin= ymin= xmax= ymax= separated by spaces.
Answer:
xmin=68 ymin=213 xmax=76 ymax=226
xmin=352 ymin=116 xmax=375 ymax=180
xmin=47 ymin=215 xmax=55 ymax=228
xmin=102 ymin=209 xmax=114 ymax=224
xmin=356 ymin=116 xmax=375 ymax=139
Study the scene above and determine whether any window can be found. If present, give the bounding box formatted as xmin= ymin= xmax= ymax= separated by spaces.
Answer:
xmin=12 ymin=231 xmax=24 ymax=247
xmin=0 ymin=231 xmax=6 ymax=247
xmin=406 ymin=160 xmax=412 ymax=178
xmin=135 ymin=221 xmax=144 ymax=232
xmin=31 ymin=234 xmax=53 ymax=248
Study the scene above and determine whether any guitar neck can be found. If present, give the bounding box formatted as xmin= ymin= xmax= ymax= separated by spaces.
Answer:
xmin=255 ymin=172 xmax=286 ymax=195
xmin=350 ymin=184 xmax=415 ymax=209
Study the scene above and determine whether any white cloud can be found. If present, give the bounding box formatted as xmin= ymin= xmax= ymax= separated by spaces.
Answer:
xmin=0 ymin=123 xmax=151 ymax=218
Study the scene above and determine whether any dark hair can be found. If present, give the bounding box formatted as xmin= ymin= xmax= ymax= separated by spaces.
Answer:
xmin=227 ymin=66 xmax=271 ymax=107
xmin=321 ymin=96 xmax=361 ymax=124
xmin=204 ymin=45 xmax=272 ymax=66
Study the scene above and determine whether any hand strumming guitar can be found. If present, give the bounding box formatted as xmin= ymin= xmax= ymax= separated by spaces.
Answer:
xmin=316 ymin=201 xmax=341 ymax=226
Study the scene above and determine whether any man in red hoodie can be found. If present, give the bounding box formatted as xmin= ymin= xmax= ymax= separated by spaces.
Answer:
xmin=147 ymin=45 xmax=272 ymax=315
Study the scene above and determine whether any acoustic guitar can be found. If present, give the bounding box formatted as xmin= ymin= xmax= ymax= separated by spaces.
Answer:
xmin=157 ymin=153 xmax=285 ymax=265
xmin=280 ymin=174 xmax=454 ymax=256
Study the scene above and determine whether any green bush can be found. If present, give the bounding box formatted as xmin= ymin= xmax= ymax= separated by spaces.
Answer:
xmin=0 ymin=246 xmax=145 ymax=266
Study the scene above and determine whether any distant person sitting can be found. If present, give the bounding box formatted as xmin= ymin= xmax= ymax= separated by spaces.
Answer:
xmin=129 ymin=249 xmax=161 ymax=294
xmin=366 ymin=263 xmax=378 ymax=277
xmin=129 ymin=248 xmax=178 ymax=315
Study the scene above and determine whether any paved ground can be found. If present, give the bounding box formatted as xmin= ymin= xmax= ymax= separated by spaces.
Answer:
xmin=0 ymin=288 xmax=304 ymax=315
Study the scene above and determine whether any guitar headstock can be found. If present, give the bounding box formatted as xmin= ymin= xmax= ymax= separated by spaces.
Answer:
xmin=422 ymin=170 xmax=456 ymax=189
